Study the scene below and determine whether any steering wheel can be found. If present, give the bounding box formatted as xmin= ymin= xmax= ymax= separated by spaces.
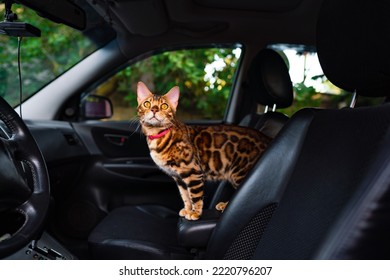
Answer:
xmin=0 ymin=97 xmax=50 ymax=258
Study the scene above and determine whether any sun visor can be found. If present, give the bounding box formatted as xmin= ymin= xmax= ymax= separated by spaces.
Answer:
xmin=194 ymin=0 xmax=303 ymax=12
xmin=16 ymin=0 xmax=86 ymax=30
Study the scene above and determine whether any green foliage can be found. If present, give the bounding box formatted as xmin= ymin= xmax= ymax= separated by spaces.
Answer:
xmin=0 ymin=4 xmax=96 ymax=106
xmin=118 ymin=48 xmax=240 ymax=120
xmin=279 ymin=52 xmax=351 ymax=116
xmin=280 ymin=83 xmax=320 ymax=116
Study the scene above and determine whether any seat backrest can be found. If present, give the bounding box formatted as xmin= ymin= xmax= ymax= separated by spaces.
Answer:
xmin=240 ymin=48 xmax=293 ymax=138
xmin=205 ymin=0 xmax=390 ymax=260
xmin=312 ymin=0 xmax=390 ymax=260
xmin=253 ymin=106 xmax=390 ymax=259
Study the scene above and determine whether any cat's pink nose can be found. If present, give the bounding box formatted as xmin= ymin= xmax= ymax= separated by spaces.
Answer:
xmin=151 ymin=106 xmax=159 ymax=114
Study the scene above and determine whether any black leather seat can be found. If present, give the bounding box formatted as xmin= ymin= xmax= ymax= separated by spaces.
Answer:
xmin=88 ymin=205 xmax=191 ymax=259
xmin=89 ymin=0 xmax=390 ymax=259
xmin=207 ymin=105 xmax=390 ymax=259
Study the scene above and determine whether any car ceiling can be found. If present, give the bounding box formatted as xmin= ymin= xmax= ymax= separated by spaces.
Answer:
xmin=18 ymin=0 xmax=324 ymax=57
xmin=89 ymin=0 xmax=323 ymax=53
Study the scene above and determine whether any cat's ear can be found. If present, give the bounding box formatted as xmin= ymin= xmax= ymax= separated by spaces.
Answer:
xmin=165 ymin=86 xmax=180 ymax=111
xmin=137 ymin=81 xmax=153 ymax=104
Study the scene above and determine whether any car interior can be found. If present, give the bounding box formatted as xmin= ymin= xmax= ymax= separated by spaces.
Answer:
xmin=0 ymin=0 xmax=389 ymax=260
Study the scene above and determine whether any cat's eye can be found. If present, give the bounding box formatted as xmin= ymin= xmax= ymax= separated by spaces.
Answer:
xmin=143 ymin=101 xmax=151 ymax=108
xmin=161 ymin=103 xmax=169 ymax=110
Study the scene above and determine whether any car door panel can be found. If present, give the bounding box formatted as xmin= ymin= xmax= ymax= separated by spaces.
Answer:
xmin=103 ymin=158 xmax=172 ymax=182
xmin=62 ymin=121 xmax=182 ymax=238
xmin=72 ymin=121 xmax=179 ymax=202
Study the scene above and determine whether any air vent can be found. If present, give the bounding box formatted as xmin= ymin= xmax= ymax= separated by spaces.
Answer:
xmin=63 ymin=133 xmax=80 ymax=146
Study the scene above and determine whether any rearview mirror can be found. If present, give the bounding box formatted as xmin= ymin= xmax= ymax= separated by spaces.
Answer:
xmin=81 ymin=95 xmax=113 ymax=120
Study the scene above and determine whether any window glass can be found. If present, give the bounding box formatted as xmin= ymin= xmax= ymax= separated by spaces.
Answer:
xmin=270 ymin=45 xmax=386 ymax=115
xmin=89 ymin=47 xmax=242 ymax=121
xmin=0 ymin=3 xmax=113 ymax=107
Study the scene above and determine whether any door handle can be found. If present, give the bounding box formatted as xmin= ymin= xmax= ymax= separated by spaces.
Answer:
xmin=104 ymin=134 xmax=129 ymax=146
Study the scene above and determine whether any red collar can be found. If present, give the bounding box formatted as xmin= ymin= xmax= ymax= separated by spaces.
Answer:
xmin=148 ymin=127 xmax=172 ymax=140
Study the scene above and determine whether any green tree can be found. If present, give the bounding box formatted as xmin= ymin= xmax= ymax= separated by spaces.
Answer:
xmin=117 ymin=48 xmax=240 ymax=119
xmin=0 ymin=4 xmax=95 ymax=106
xmin=280 ymin=51 xmax=350 ymax=116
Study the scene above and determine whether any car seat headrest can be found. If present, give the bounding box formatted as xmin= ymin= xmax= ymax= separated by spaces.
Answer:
xmin=317 ymin=0 xmax=390 ymax=97
xmin=247 ymin=49 xmax=293 ymax=109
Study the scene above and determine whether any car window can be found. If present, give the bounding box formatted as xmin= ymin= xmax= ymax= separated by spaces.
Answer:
xmin=267 ymin=44 xmax=386 ymax=116
xmin=0 ymin=3 xmax=114 ymax=107
xmin=85 ymin=47 xmax=242 ymax=121
xmin=266 ymin=44 xmax=351 ymax=116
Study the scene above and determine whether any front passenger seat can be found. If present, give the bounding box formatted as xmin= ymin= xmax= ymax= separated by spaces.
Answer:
xmin=88 ymin=48 xmax=295 ymax=260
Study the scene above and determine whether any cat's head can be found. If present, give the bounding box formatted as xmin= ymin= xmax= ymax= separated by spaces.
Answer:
xmin=136 ymin=81 xmax=179 ymax=128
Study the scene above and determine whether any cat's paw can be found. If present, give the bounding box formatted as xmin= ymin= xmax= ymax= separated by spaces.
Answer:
xmin=179 ymin=208 xmax=189 ymax=217
xmin=181 ymin=210 xmax=201 ymax=220
xmin=179 ymin=208 xmax=202 ymax=220
xmin=186 ymin=212 xmax=201 ymax=220
xmin=215 ymin=201 xmax=229 ymax=212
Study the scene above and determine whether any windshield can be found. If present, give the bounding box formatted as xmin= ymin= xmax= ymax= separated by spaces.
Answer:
xmin=0 ymin=3 xmax=114 ymax=107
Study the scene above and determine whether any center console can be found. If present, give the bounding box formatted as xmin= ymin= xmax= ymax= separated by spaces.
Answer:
xmin=4 ymin=231 xmax=76 ymax=260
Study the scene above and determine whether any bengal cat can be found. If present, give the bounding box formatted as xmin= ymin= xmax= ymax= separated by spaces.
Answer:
xmin=136 ymin=81 xmax=271 ymax=220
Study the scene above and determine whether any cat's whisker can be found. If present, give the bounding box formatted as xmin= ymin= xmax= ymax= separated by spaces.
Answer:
xmin=128 ymin=118 xmax=142 ymax=138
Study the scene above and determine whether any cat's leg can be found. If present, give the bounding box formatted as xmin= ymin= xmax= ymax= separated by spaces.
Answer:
xmin=181 ymin=173 xmax=204 ymax=220
xmin=174 ymin=177 xmax=192 ymax=217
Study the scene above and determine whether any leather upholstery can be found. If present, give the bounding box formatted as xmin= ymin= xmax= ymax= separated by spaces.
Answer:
xmin=177 ymin=210 xmax=221 ymax=248
xmin=253 ymin=105 xmax=390 ymax=259
xmin=88 ymin=205 xmax=192 ymax=259
xmin=315 ymin=127 xmax=390 ymax=259
xmin=206 ymin=111 xmax=313 ymax=258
